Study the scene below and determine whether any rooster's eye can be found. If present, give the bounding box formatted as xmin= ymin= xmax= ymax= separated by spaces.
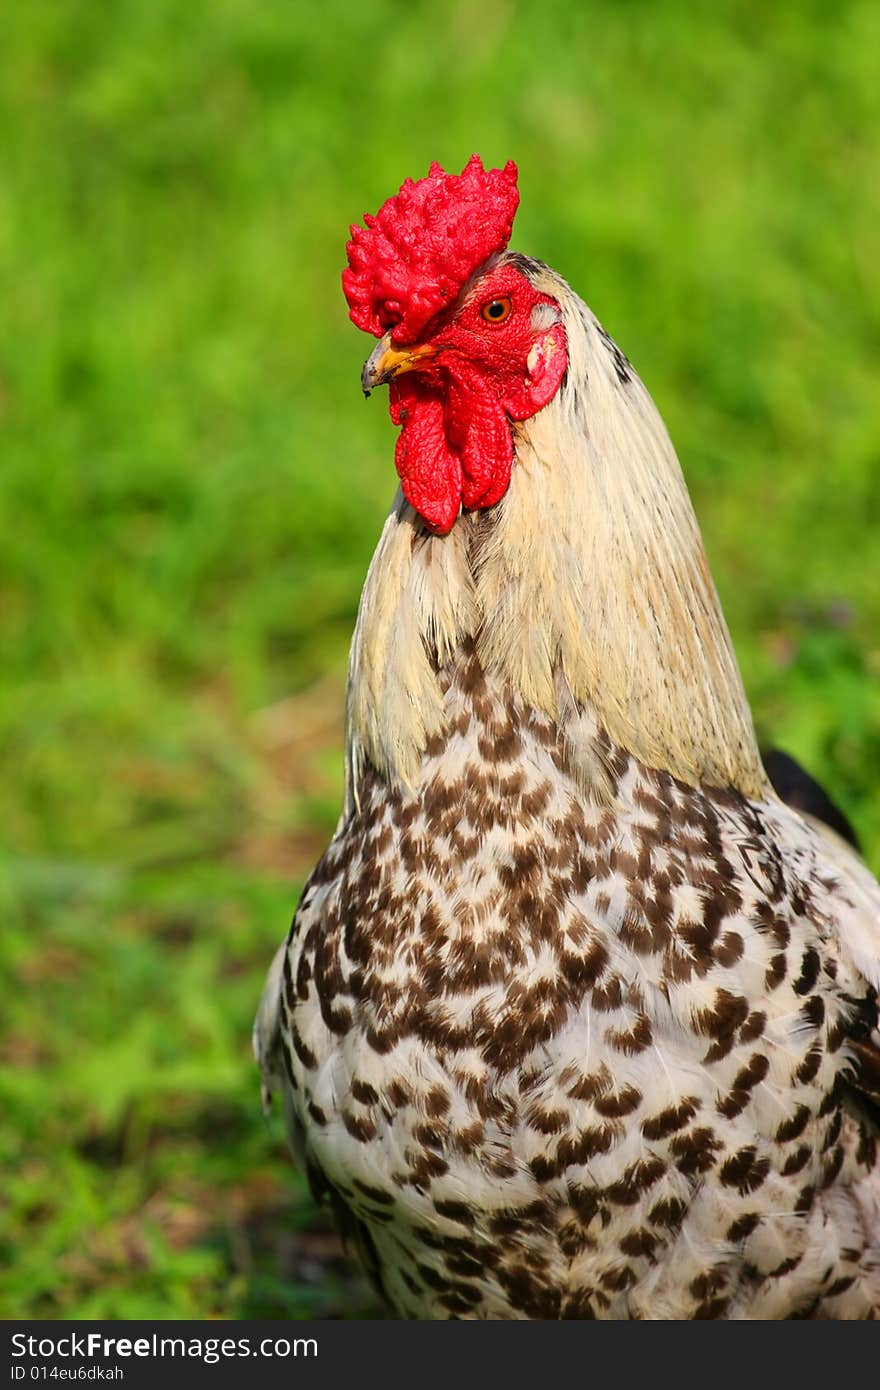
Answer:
xmin=481 ymin=297 xmax=512 ymax=324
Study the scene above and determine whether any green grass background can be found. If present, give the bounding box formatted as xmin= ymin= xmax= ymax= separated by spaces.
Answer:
xmin=1 ymin=0 xmax=878 ymax=1318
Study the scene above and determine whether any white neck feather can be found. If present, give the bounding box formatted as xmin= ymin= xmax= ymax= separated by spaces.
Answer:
xmin=344 ymin=264 xmax=767 ymax=808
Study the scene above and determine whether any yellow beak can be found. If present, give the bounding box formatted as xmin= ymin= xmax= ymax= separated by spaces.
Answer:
xmin=361 ymin=331 xmax=438 ymax=394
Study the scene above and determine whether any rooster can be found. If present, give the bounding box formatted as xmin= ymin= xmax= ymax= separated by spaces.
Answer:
xmin=256 ymin=157 xmax=880 ymax=1319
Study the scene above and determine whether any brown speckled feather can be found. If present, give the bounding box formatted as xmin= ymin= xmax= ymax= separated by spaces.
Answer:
xmin=259 ymin=644 xmax=879 ymax=1318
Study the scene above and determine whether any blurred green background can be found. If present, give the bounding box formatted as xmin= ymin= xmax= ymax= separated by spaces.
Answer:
xmin=1 ymin=0 xmax=878 ymax=1319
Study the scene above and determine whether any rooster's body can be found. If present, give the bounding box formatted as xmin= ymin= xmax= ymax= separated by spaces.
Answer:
xmin=256 ymin=161 xmax=880 ymax=1319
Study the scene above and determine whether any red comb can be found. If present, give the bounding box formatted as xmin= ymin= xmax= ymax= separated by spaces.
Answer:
xmin=342 ymin=156 xmax=519 ymax=344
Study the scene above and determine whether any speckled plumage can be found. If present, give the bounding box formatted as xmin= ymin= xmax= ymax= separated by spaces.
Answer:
xmin=256 ymin=255 xmax=880 ymax=1319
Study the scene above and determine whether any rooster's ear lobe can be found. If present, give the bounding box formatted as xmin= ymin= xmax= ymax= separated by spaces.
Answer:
xmin=527 ymin=327 xmax=567 ymax=389
xmin=500 ymin=323 xmax=568 ymax=422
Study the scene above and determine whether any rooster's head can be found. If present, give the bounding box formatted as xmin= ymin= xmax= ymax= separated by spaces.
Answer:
xmin=343 ymin=157 xmax=568 ymax=534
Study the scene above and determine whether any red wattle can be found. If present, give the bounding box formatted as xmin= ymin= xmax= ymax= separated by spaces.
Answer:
xmin=390 ymin=380 xmax=462 ymax=533
xmin=445 ymin=366 xmax=513 ymax=511
xmin=389 ymin=371 xmax=514 ymax=534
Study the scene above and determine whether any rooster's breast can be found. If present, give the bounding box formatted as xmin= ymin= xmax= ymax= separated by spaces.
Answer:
xmin=277 ymin=644 xmax=878 ymax=1319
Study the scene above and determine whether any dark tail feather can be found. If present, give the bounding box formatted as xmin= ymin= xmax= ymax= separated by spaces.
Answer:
xmin=762 ymin=748 xmax=860 ymax=852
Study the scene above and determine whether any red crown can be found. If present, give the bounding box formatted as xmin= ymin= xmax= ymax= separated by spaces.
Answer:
xmin=342 ymin=156 xmax=520 ymax=344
